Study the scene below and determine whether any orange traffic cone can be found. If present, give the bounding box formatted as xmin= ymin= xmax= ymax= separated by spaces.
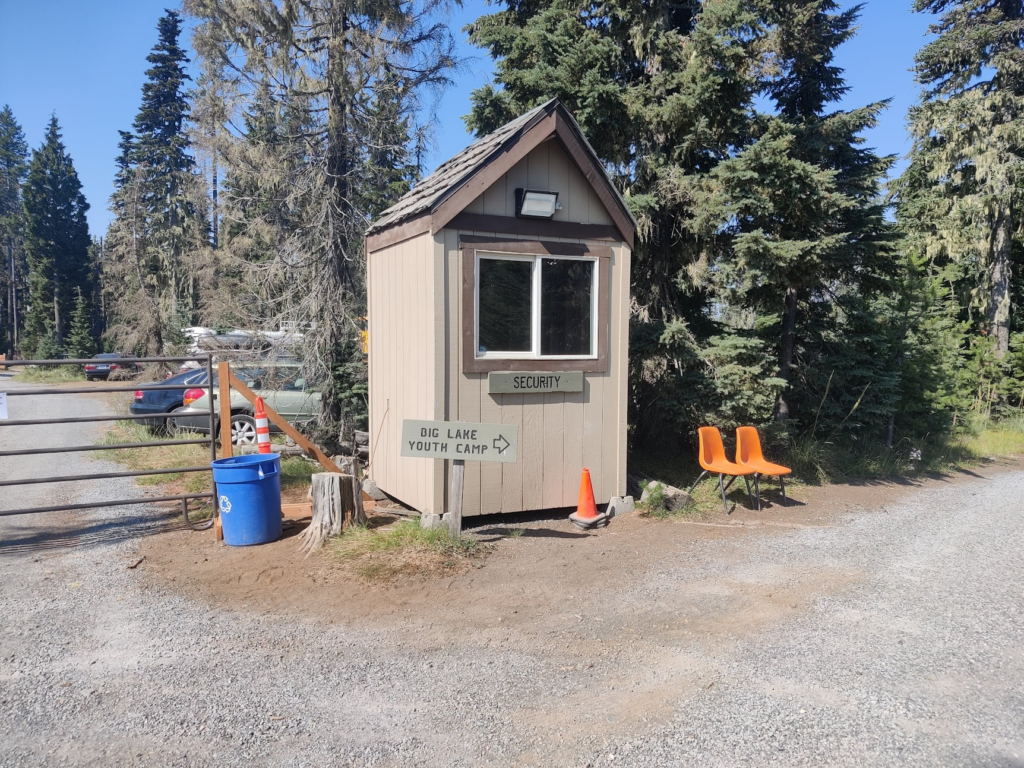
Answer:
xmin=569 ymin=468 xmax=609 ymax=530
xmin=255 ymin=396 xmax=272 ymax=454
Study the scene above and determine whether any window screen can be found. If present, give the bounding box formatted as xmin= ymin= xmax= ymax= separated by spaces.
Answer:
xmin=540 ymin=259 xmax=593 ymax=356
xmin=478 ymin=258 xmax=532 ymax=354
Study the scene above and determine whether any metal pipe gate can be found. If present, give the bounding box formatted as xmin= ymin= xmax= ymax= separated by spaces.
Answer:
xmin=0 ymin=355 xmax=218 ymax=529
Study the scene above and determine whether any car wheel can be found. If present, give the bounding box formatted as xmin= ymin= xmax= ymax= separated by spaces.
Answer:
xmin=230 ymin=414 xmax=258 ymax=446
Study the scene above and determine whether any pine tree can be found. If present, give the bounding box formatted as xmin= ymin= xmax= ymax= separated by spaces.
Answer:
xmin=0 ymin=105 xmax=29 ymax=358
xmin=888 ymin=134 xmax=980 ymax=433
xmin=104 ymin=10 xmax=210 ymax=355
xmin=186 ymin=0 xmax=458 ymax=435
xmin=910 ymin=0 xmax=1024 ymax=358
xmin=66 ymin=287 xmax=95 ymax=358
xmin=22 ymin=116 xmax=91 ymax=356
xmin=691 ymin=0 xmax=894 ymax=425
xmin=357 ymin=74 xmax=424 ymax=220
xmin=467 ymin=0 xmax=768 ymax=449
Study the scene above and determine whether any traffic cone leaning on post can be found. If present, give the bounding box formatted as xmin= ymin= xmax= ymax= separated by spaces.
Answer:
xmin=255 ymin=396 xmax=272 ymax=454
xmin=569 ymin=468 xmax=610 ymax=530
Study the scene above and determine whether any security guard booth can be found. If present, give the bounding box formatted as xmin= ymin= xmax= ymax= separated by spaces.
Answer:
xmin=365 ymin=99 xmax=635 ymax=518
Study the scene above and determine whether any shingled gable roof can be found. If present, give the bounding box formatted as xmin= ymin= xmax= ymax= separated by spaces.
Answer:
xmin=365 ymin=98 xmax=637 ymax=249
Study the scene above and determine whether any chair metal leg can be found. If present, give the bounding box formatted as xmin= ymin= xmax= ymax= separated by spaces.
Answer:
xmin=718 ymin=473 xmax=728 ymax=512
xmin=754 ymin=474 xmax=761 ymax=511
xmin=743 ymin=475 xmax=754 ymax=509
xmin=687 ymin=470 xmax=709 ymax=497
xmin=780 ymin=475 xmax=787 ymax=506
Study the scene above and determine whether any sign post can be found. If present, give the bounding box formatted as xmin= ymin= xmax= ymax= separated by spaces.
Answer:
xmin=0 ymin=392 xmax=7 ymax=420
xmin=401 ymin=419 xmax=519 ymax=537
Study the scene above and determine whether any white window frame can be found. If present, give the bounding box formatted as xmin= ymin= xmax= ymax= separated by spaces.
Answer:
xmin=474 ymin=250 xmax=600 ymax=361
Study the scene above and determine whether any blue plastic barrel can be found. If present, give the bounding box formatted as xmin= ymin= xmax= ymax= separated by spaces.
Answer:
xmin=211 ymin=453 xmax=283 ymax=546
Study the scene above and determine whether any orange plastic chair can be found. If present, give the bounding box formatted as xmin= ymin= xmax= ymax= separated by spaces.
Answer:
xmin=735 ymin=426 xmax=792 ymax=509
xmin=688 ymin=427 xmax=755 ymax=512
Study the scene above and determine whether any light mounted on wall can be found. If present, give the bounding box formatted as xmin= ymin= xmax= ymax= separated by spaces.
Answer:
xmin=515 ymin=188 xmax=561 ymax=219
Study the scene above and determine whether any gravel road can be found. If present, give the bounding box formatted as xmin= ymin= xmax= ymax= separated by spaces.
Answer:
xmin=1 ymin=379 xmax=1023 ymax=767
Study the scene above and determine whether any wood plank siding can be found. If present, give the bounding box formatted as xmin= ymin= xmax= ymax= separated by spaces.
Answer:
xmin=366 ymin=231 xmax=442 ymax=514
xmin=368 ymin=137 xmax=629 ymax=517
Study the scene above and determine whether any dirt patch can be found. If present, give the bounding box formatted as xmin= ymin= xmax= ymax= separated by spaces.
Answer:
xmin=136 ymin=459 xmax=1022 ymax=632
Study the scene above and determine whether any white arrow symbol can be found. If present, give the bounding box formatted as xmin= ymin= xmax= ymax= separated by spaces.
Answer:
xmin=493 ymin=434 xmax=511 ymax=454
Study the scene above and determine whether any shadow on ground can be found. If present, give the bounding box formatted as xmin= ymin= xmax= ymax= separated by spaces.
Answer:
xmin=0 ymin=507 xmax=186 ymax=555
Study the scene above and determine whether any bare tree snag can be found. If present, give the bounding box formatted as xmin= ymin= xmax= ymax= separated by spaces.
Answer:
xmin=297 ymin=472 xmax=365 ymax=556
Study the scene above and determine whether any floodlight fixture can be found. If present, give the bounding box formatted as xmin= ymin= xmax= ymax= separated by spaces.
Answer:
xmin=515 ymin=188 xmax=561 ymax=219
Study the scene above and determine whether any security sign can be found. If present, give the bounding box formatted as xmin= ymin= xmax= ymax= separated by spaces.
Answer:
xmin=401 ymin=420 xmax=519 ymax=463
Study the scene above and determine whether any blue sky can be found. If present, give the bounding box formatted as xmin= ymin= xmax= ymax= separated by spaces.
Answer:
xmin=0 ymin=1 xmax=932 ymax=236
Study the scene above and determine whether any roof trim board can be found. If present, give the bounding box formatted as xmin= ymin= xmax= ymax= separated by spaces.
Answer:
xmin=365 ymin=100 xmax=636 ymax=251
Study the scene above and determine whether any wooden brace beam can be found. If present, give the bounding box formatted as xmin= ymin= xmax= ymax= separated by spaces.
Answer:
xmin=225 ymin=369 xmax=344 ymax=475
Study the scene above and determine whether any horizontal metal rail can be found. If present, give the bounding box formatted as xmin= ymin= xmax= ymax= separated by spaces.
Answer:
xmin=9 ymin=356 xmax=210 ymax=365
xmin=7 ymin=383 xmax=213 ymax=396
xmin=0 ymin=492 xmax=214 ymax=518
xmin=0 ymin=411 xmax=211 ymax=427
xmin=0 ymin=354 xmax=219 ymax=531
xmin=0 ymin=466 xmax=210 ymax=488
xmin=0 ymin=438 xmax=211 ymax=458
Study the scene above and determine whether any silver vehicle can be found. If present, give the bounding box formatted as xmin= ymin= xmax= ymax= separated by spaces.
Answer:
xmin=171 ymin=364 xmax=321 ymax=445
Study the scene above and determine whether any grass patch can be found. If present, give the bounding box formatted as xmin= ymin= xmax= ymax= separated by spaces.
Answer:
xmin=98 ymin=420 xmax=315 ymax=498
xmin=332 ymin=519 xmax=489 ymax=582
xmin=13 ymin=365 xmax=84 ymax=383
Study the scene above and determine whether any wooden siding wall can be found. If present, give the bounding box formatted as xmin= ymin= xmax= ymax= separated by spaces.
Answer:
xmin=367 ymin=231 xmax=443 ymax=514
xmin=462 ymin=138 xmax=613 ymax=226
xmin=440 ymin=139 xmax=629 ymax=517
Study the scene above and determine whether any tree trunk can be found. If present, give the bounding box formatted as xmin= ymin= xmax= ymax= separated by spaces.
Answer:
xmin=775 ymin=286 xmax=798 ymax=422
xmin=321 ymin=8 xmax=353 ymax=427
xmin=297 ymin=472 xmax=364 ymax=555
xmin=211 ymin=156 xmax=219 ymax=249
xmin=988 ymin=203 xmax=1012 ymax=358
xmin=7 ymin=235 xmax=13 ymax=359
xmin=53 ymin=271 xmax=62 ymax=346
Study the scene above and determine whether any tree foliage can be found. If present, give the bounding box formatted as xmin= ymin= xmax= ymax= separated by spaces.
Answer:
xmin=104 ymin=10 xmax=210 ymax=355
xmin=909 ymin=0 xmax=1024 ymax=357
xmin=22 ymin=116 xmax=91 ymax=357
xmin=185 ymin=0 xmax=459 ymax=438
xmin=0 ymin=105 xmax=29 ymax=358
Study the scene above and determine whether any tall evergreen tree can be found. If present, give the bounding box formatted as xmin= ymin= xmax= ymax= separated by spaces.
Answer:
xmin=104 ymin=9 xmax=210 ymax=355
xmin=467 ymin=0 xmax=770 ymax=448
xmin=186 ymin=0 xmax=459 ymax=436
xmin=690 ymin=0 xmax=894 ymax=425
xmin=0 ymin=105 xmax=29 ymax=358
xmin=910 ymin=0 xmax=1024 ymax=358
xmin=66 ymin=286 xmax=96 ymax=358
xmin=22 ymin=116 xmax=91 ymax=355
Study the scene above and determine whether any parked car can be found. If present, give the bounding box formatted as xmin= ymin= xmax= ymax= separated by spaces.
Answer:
xmin=128 ymin=368 xmax=210 ymax=430
xmin=84 ymin=353 xmax=137 ymax=381
xmin=170 ymin=363 xmax=320 ymax=446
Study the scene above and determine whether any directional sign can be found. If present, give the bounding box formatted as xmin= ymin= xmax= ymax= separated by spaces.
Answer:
xmin=401 ymin=419 xmax=519 ymax=463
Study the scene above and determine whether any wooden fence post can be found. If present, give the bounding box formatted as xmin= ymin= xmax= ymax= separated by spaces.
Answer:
xmin=448 ymin=459 xmax=465 ymax=539
xmin=218 ymin=361 xmax=232 ymax=459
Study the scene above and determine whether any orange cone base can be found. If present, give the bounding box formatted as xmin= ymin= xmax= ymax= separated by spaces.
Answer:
xmin=568 ymin=510 xmax=610 ymax=530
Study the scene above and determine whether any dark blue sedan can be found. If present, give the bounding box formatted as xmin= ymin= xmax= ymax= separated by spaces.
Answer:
xmin=129 ymin=368 xmax=208 ymax=430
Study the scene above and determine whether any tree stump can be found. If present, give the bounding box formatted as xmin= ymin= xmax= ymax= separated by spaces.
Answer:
xmin=297 ymin=472 xmax=365 ymax=556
